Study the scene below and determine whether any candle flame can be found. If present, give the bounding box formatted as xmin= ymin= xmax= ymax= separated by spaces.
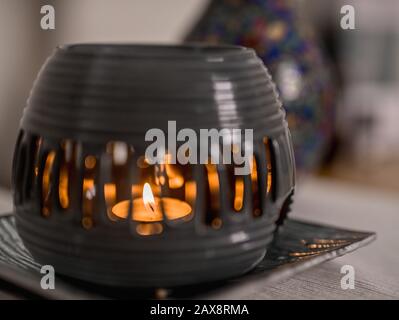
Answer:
xmin=143 ymin=183 xmax=156 ymax=214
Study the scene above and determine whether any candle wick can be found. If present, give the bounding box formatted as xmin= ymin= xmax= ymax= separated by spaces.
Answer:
xmin=148 ymin=203 xmax=155 ymax=213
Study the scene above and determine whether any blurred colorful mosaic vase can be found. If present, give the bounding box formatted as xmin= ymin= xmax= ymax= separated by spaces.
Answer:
xmin=186 ymin=0 xmax=336 ymax=171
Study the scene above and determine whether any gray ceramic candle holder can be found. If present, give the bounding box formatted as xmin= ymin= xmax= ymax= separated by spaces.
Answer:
xmin=12 ymin=44 xmax=295 ymax=287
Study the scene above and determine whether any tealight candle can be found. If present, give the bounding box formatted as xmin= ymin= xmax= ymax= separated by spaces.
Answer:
xmin=112 ymin=183 xmax=192 ymax=222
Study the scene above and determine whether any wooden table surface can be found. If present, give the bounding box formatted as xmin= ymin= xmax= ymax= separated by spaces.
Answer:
xmin=1 ymin=177 xmax=398 ymax=299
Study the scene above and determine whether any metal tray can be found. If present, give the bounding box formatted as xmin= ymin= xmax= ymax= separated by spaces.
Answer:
xmin=0 ymin=213 xmax=375 ymax=299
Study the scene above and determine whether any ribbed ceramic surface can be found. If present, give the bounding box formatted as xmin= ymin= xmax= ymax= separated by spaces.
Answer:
xmin=16 ymin=212 xmax=274 ymax=287
xmin=22 ymin=44 xmax=287 ymax=143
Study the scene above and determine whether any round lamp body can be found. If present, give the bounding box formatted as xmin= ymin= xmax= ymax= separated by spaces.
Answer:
xmin=12 ymin=44 xmax=295 ymax=287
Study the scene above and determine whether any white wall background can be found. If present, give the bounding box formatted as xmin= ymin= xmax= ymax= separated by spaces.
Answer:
xmin=56 ymin=0 xmax=207 ymax=44
xmin=1 ymin=0 xmax=399 ymax=187
xmin=0 ymin=0 xmax=208 ymax=187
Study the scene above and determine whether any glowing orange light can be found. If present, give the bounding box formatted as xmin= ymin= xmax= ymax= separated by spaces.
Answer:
xmin=234 ymin=177 xmax=244 ymax=211
xmin=42 ymin=151 xmax=56 ymax=216
xmin=111 ymin=183 xmax=191 ymax=222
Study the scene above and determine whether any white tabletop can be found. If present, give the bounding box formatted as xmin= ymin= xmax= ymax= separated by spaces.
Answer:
xmin=246 ymin=177 xmax=399 ymax=299
xmin=1 ymin=178 xmax=398 ymax=299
